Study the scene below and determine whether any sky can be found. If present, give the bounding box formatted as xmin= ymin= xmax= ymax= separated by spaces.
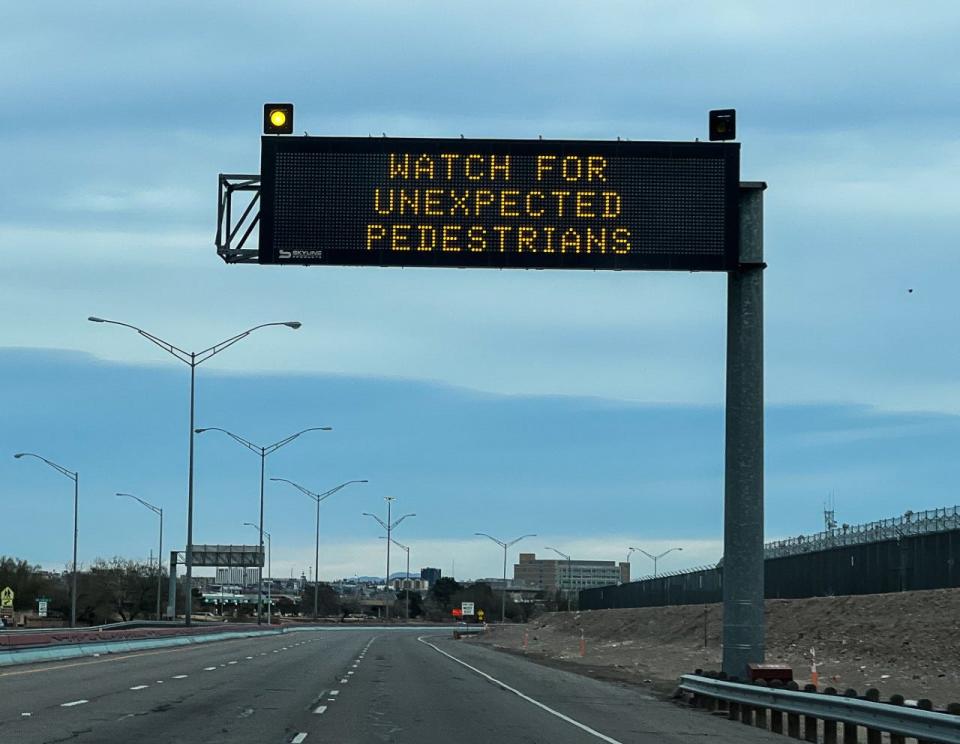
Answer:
xmin=2 ymin=2 xmax=959 ymax=582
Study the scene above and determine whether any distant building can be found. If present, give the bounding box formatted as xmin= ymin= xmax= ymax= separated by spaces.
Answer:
xmin=420 ymin=567 xmax=442 ymax=586
xmin=391 ymin=578 xmax=428 ymax=592
xmin=513 ymin=553 xmax=629 ymax=593
xmin=216 ymin=567 xmax=261 ymax=586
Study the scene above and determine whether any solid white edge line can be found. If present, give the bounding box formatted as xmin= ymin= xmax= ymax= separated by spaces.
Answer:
xmin=416 ymin=636 xmax=625 ymax=744
xmin=292 ymin=733 xmax=308 ymax=743
xmin=314 ymin=705 xmax=327 ymax=714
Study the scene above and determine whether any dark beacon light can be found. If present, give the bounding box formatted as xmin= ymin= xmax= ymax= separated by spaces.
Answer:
xmin=264 ymin=103 xmax=294 ymax=135
xmin=709 ymin=108 xmax=736 ymax=141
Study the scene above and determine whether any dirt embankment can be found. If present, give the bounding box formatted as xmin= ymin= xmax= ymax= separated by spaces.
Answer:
xmin=473 ymin=588 xmax=960 ymax=706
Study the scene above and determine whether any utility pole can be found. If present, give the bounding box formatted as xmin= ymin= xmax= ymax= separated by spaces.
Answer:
xmin=196 ymin=426 xmax=331 ymax=624
xmin=14 ymin=453 xmax=79 ymax=627
xmin=363 ymin=498 xmax=415 ymax=621
xmin=89 ymin=317 xmax=302 ymax=626
xmin=475 ymin=533 xmax=535 ymax=623
xmin=271 ymin=478 xmax=368 ymax=620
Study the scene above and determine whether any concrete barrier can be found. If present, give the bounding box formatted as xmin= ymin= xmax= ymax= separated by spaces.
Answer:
xmin=0 ymin=628 xmax=282 ymax=668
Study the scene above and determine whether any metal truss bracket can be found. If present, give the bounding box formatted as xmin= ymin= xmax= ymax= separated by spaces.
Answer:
xmin=216 ymin=174 xmax=261 ymax=263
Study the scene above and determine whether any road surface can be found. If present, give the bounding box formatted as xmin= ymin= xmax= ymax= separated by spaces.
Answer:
xmin=0 ymin=628 xmax=782 ymax=743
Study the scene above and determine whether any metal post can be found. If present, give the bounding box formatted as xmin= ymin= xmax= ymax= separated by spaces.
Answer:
xmin=501 ymin=545 xmax=507 ymax=623
xmin=167 ymin=551 xmax=178 ymax=618
xmin=257 ymin=451 xmax=265 ymax=625
xmin=266 ymin=531 xmax=271 ymax=624
xmin=405 ymin=546 xmax=410 ymax=621
xmin=721 ymin=182 xmax=766 ymax=677
xmin=71 ymin=474 xmax=78 ymax=628
xmin=156 ymin=509 xmax=163 ymax=621
xmin=185 ymin=357 xmax=196 ymax=626
xmin=385 ymin=498 xmax=392 ymax=620
xmin=314 ymin=497 xmax=320 ymax=620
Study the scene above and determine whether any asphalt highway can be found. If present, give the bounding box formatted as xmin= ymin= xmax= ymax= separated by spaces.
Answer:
xmin=0 ymin=628 xmax=782 ymax=743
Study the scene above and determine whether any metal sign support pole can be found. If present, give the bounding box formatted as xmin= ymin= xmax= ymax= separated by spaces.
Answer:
xmin=167 ymin=551 xmax=179 ymax=619
xmin=722 ymin=182 xmax=766 ymax=678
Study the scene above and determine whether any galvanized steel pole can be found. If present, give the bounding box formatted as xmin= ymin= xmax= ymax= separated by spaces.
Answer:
xmin=721 ymin=182 xmax=766 ymax=678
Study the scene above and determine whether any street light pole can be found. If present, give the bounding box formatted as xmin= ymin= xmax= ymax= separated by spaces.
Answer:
xmin=88 ymin=316 xmax=302 ymax=626
xmin=475 ymin=533 xmax=536 ymax=623
xmin=380 ymin=537 xmax=411 ymax=620
xmin=362 ymin=498 xmax=415 ymax=621
xmin=116 ymin=493 xmax=164 ymax=620
xmin=545 ymin=546 xmax=573 ymax=611
xmin=631 ymin=546 xmax=684 ymax=578
xmin=196 ymin=426 xmax=331 ymax=624
xmin=243 ymin=523 xmax=271 ymax=623
xmin=14 ymin=453 xmax=79 ymax=627
xmin=270 ymin=478 xmax=368 ymax=620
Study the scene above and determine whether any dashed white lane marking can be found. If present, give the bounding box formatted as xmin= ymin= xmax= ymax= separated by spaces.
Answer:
xmin=21 ymin=712 xmax=32 ymax=717
xmin=203 ymin=666 xmax=217 ymax=671
xmin=61 ymin=700 xmax=89 ymax=707
xmin=291 ymin=734 xmax=308 ymax=743
xmin=245 ymin=656 xmax=253 ymax=659
xmin=352 ymin=663 xmax=358 ymax=667
xmin=339 ymin=678 xmax=348 ymax=684
xmin=129 ymin=685 xmax=149 ymax=690
xmin=417 ymin=636 xmax=625 ymax=744
xmin=172 ymin=674 xmax=189 ymax=679
xmin=330 ymin=690 xmax=339 ymax=696
xmin=156 ymin=680 xmax=164 ymax=684
xmin=228 ymin=661 xmax=238 ymax=665
xmin=313 ymin=705 xmax=327 ymax=714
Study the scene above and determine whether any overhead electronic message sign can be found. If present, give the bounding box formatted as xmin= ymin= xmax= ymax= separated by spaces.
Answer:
xmin=258 ymin=136 xmax=739 ymax=271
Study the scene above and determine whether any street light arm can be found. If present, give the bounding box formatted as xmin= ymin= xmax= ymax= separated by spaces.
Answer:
xmin=380 ymin=536 xmax=409 ymax=551
xmin=475 ymin=532 xmax=507 ymax=548
xmin=318 ymin=479 xmax=368 ymax=502
xmin=362 ymin=512 xmax=390 ymax=531
xmin=390 ymin=513 xmax=416 ymax=529
xmin=505 ymin=534 xmax=537 ymax=548
xmin=270 ymin=477 xmax=321 ymax=502
xmin=545 ymin=546 xmax=571 ymax=561
xmin=271 ymin=477 xmax=367 ymax=503
xmin=263 ymin=427 xmax=332 ymax=456
xmin=88 ymin=317 xmax=193 ymax=362
xmin=242 ymin=522 xmax=270 ymax=540
xmin=194 ymin=322 xmax=301 ymax=364
xmin=116 ymin=492 xmax=162 ymax=516
xmin=195 ymin=427 xmax=261 ymax=455
xmin=636 ymin=549 xmax=656 ymax=561
xmin=14 ymin=452 xmax=77 ymax=480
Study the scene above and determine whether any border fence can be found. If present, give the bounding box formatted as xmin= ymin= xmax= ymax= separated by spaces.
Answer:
xmin=581 ymin=506 xmax=960 ymax=611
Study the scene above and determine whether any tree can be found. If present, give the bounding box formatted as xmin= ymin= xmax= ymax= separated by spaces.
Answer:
xmin=429 ymin=577 xmax=462 ymax=610
xmin=300 ymin=583 xmax=341 ymax=616
xmin=79 ymin=558 xmax=157 ymax=624
xmin=395 ymin=589 xmax=424 ymax=618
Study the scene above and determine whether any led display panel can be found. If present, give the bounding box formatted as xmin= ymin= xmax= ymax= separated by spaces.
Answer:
xmin=258 ymin=136 xmax=739 ymax=270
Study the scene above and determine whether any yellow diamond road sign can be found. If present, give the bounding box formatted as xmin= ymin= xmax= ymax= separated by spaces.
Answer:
xmin=0 ymin=587 xmax=13 ymax=608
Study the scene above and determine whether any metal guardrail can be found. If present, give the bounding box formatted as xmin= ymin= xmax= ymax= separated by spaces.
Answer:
xmin=679 ymin=675 xmax=960 ymax=744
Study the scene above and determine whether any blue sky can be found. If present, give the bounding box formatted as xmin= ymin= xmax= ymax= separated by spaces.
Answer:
xmin=2 ymin=2 xmax=959 ymax=580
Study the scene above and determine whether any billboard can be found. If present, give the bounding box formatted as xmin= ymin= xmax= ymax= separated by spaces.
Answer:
xmin=258 ymin=136 xmax=739 ymax=271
